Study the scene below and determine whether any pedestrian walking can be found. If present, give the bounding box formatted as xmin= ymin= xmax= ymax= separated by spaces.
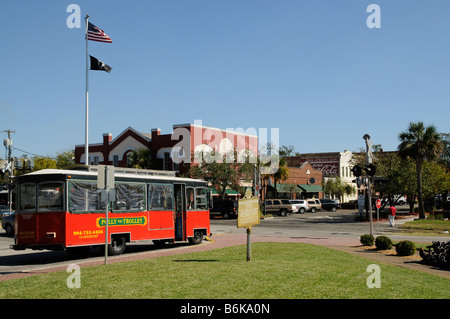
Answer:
xmin=388 ymin=204 xmax=396 ymax=227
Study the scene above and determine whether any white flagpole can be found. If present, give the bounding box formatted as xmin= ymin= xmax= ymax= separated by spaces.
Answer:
xmin=85 ymin=14 xmax=90 ymax=165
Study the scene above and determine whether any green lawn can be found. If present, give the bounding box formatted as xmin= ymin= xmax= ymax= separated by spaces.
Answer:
xmin=398 ymin=219 xmax=450 ymax=237
xmin=0 ymin=242 xmax=448 ymax=299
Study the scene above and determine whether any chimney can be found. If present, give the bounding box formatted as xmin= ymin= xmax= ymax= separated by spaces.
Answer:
xmin=103 ymin=133 xmax=112 ymax=145
xmin=151 ymin=128 xmax=161 ymax=138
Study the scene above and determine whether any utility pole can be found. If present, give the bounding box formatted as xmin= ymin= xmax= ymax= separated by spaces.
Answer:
xmin=363 ymin=134 xmax=373 ymax=236
xmin=2 ymin=130 xmax=15 ymax=215
xmin=351 ymin=136 xmax=377 ymax=234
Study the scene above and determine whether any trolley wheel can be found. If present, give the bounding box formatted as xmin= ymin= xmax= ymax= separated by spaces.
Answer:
xmin=108 ymin=236 xmax=126 ymax=255
xmin=188 ymin=230 xmax=203 ymax=245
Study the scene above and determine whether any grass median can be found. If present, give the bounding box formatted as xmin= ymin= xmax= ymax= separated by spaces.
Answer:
xmin=0 ymin=242 xmax=449 ymax=299
xmin=398 ymin=219 xmax=450 ymax=237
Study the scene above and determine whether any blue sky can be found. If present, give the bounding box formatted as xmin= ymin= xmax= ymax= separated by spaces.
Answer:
xmin=1 ymin=0 xmax=449 ymax=160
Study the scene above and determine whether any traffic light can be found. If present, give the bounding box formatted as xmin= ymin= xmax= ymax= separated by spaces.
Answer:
xmin=352 ymin=177 xmax=363 ymax=188
xmin=351 ymin=164 xmax=376 ymax=177
xmin=351 ymin=165 xmax=362 ymax=177
xmin=364 ymin=164 xmax=376 ymax=177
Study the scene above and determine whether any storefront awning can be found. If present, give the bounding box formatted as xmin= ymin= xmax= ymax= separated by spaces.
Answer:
xmin=297 ymin=184 xmax=323 ymax=193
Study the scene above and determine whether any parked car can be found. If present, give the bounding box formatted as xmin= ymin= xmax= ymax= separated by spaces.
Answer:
xmin=320 ymin=199 xmax=340 ymax=212
xmin=382 ymin=195 xmax=407 ymax=206
xmin=0 ymin=205 xmax=13 ymax=218
xmin=263 ymin=199 xmax=294 ymax=216
xmin=210 ymin=200 xmax=238 ymax=219
xmin=1 ymin=212 xmax=15 ymax=237
xmin=289 ymin=199 xmax=309 ymax=214
xmin=306 ymin=199 xmax=321 ymax=213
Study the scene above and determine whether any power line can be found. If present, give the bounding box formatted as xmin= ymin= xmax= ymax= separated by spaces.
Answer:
xmin=11 ymin=146 xmax=56 ymax=160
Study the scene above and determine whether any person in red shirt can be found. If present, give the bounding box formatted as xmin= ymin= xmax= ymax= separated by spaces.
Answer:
xmin=388 ymin=204 xmax=396 ymax=227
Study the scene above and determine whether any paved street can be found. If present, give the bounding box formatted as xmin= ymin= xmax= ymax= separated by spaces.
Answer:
xmin=1 ymin=208 xmax=449 ymax=279
xmin=211 ymin=209 xmax=424 ymax=241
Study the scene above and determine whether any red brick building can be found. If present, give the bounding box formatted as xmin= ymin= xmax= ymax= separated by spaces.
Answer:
xmin=274 ymin=162 xmax=324 ymax=199
xmin=74 ymin=123 xmax=259 ymax=175
xmin=284 ymin=151 xmax=357 ymax=202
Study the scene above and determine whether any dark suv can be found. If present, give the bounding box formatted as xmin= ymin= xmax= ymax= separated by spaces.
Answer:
xmin=320 ymin=199 xmax=340 ymax=212
xmin=210 ymin=200 xmax=238 ymax=219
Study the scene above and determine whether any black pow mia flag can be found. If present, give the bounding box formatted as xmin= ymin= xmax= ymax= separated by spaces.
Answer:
xmin=90 ymin=55 xmax=112 ymax=73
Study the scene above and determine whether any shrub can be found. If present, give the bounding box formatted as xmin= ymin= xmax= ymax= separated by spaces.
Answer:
xmin=396 ymin=240 xmax=416 ymax=256
xmin=375 ymin=236 xmax=392 ymax=250
xmin=360 ymin=234 xmax=374 ymax=246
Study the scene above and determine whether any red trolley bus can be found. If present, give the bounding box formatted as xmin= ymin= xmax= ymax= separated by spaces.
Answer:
xmin=11 ymin=166 xmax=211 ymax=256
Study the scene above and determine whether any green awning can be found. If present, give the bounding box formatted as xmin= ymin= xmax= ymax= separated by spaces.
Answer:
xmin=297 ymin=184 xmax=323 ymax=193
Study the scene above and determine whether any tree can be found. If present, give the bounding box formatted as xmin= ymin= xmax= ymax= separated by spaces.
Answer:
xmin=323 ymin=176 xmax=355 ymax=203
xmin=369 ymin=150 xmax=417 ymax=211
xmin=437 ymin=133 xmax=450 ymax=172
xmin=422 ymin=161 xmax=450 ymax=209
xmin=272 ymin=157 xmax=289 ymax=198
xmin=398 ymin=122 xmax=444 ymax=219
xmin=33 ymin=156 xmax=57 ymax=170
xmin=260 ymin=144 xmax=290 ymax=199
xmin=56 ymin=150 xmax=74 ymax=168
xmin=186 ymin=149 xmax=254 ymax=199
xmin=127 ymin=148 xmax=153 ymax=169
xmin=391 ymin=157 xmax=417 ymax=213
xmin=279 ymin=145 xmax=295 ymax=157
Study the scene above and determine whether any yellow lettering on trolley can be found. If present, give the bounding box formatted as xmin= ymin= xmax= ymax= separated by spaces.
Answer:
xmin=95 ymin=216 xmax=147 ymax=228
xmin=19 ymin=231 xmax=35 ymax=239
xmin=73 ymin=229 xmax=104 ymax=239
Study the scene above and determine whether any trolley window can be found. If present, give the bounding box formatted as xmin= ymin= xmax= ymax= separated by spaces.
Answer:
xmin=195 ymin=188 xmax=208 ymax=210
xmin=148 ymin=183 xmax=173 ymax=210
xmin=18 ymin=183 xmax=36 ymax=212
xmin=38 ymin=182 xmax=64 ymax=212
xmin=69 ymin=181 xmax=105 ymax=212
xmin=113 ymin=183 xmax=146 ymax=212
xmin=186 ymin=186 xmax=209 ymax=210
xmin=186 ymin=187 xmax=195 ymax=210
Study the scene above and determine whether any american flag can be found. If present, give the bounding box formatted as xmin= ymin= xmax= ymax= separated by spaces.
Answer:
xmin=87 ymin=21 xmax=112 ymax=43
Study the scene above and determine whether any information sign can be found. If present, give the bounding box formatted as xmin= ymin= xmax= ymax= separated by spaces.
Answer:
xmin=237 ymin=189 xmax=260 ymax=261
xmin=237 ymin=197 xmax=260 ymax=229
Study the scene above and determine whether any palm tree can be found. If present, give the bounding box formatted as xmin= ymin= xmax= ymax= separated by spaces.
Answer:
xmin=398 ymin=122 xmax=443 ymax=219
xmin=273 ymin=157 xmax=289 ymax=198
